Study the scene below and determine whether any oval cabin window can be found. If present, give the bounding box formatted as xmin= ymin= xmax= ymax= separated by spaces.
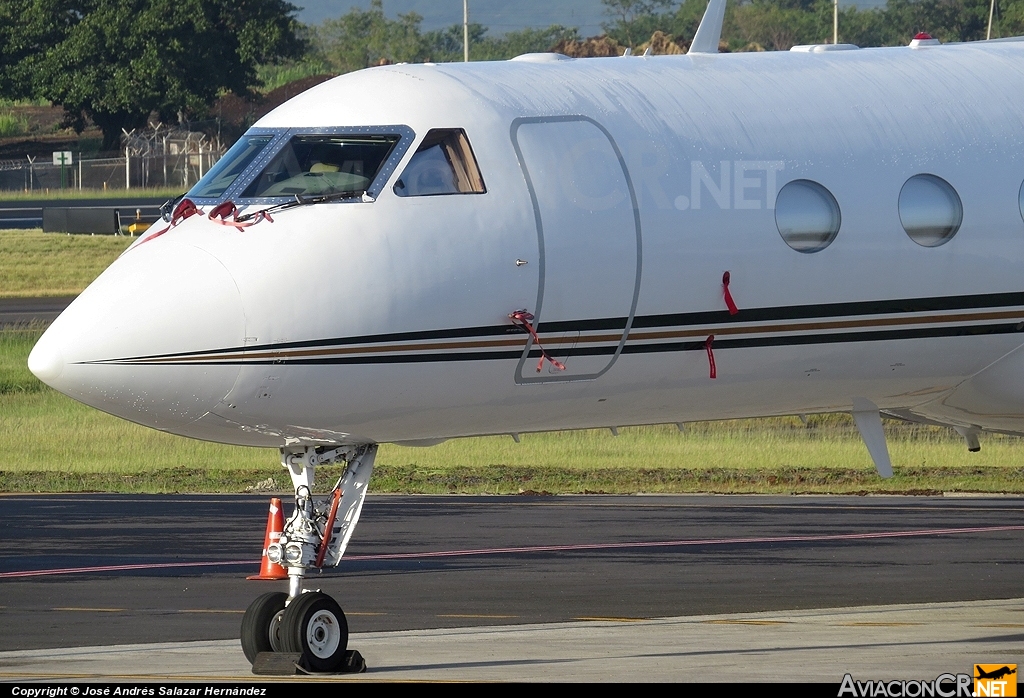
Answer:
xmin=899 ymin=174 xmax=962 ymax=247
xmin=775 ymin=180 xmax=841 ymax=253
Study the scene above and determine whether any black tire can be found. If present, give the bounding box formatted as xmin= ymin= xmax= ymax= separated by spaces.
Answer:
xmin=240 ymin=592 xmax=288 ymax=665
xmin=279 ymin=591 xmax=349 ymax=672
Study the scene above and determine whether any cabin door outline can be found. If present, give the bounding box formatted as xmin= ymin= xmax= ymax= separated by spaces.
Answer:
xmin=510 ymin=115 xmax=643 ymax=384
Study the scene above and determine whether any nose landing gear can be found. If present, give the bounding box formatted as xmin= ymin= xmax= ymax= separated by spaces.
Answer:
xmin=240 ymin=443 xmax=376 ymax=674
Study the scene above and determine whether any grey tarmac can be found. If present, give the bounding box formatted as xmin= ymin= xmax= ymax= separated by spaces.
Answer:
xmin=0 ymin=494 xmax=1021 ymax=681
xmin=0 ymin=598 xmax=1021 ymax=681
xmin=0 ymin=297 xmax=75 ymax=327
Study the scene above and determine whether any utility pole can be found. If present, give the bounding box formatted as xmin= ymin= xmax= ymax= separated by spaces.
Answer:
xmin=988 ymin=0 xmax=996 ymax=39
xmin=834 ymin=0 xmax=839 ymax=44
xmin=463 ymin=0 xmax=469 ymax=62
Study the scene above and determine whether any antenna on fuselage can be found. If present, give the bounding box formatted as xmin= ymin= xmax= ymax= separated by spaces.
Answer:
xmin=689 ymin=0 xmax=727 ymax=54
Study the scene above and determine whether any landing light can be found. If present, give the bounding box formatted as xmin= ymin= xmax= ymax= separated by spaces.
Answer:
xmin=284 ymin=543 xmax=304 ymax=563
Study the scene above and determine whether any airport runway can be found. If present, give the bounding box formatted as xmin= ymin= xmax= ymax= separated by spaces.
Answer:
xmin=0 ymin=198 xmax=168 ymax=230
xmin=0 ymin=296 xmax=74 ymax=326
xmin=0 ymin=493 xmax=1022 ymax=680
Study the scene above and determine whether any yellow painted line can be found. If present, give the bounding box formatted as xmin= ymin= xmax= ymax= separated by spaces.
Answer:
xmin=977 ymin=623 xmax=1024 ymax=628
xmin=840 ymin=622 xmax=924 ymax=627
xmin=0 ymin=667 xmax=374 ymax=679
xmin=346 ymin=612 xmax=388 ymax=616
xmin=703 ymin=620 xmax=792 ymax=625
xmin=437 ymin=614 xmax=519 ymax=619
xmin=0 ymin=673 xmax=462 ymax=683
xmin=52 ymin=607 xmax=125 ymax=612
xmin=575 ymin=616 xmax=650 ymax=622
xmin=177 ymin=609 xmax=244 ymax=614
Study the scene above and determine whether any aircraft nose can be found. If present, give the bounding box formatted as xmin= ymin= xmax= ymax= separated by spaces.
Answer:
xmin=27 ymin=335 xmax=64 ymax=384
xmin=29 ymin=240 xmax=245 ymax=433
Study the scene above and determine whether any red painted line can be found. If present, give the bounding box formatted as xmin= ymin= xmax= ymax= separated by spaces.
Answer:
xmin=0 ymin=560 xmax=254 ymax=579
xmin=1 ymin=525 xmax=1020 ymax=579
xmin=340 ymin=525 xmax=1024 ymax=562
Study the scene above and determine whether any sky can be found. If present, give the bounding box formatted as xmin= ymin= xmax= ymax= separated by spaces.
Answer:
xmin=293 ymin=1 xmax=890 ymax=37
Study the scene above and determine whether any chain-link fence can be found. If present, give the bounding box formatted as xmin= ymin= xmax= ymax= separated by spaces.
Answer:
xmin=0 ymin=126 xmax=223 ymax=193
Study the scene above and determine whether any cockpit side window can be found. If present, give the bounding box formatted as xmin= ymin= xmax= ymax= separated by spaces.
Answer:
xmin=188 ymin=135 xmax=274 ymax=199
xmin=393 ymin=129 xmax=486 ymax=197
xmin=240 ymin=135 xmax=400 ymax=199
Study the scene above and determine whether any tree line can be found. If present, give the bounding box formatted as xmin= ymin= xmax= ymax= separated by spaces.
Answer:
xmin=605 ymin=0 xmax=1024 ymax=51
xmin=1 ymin=0 xmax=1019 ymax=152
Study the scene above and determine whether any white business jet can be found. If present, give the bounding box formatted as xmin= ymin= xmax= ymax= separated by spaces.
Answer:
xmin=27 ymin=0 xmax=1024 ymax=670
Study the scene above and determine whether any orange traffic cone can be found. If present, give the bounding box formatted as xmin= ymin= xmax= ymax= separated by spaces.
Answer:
xmin=247 ymin=497 xmax=287 ymax=580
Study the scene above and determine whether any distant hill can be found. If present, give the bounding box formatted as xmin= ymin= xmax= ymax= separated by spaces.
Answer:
xmin=296 ymin=0 xmax=611 ymax=38
xmin=294 ymin=0 xmax=886 ymax=38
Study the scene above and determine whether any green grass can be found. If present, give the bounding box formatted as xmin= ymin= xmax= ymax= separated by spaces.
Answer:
xmin=0 ymin=324 xmax=47 ymax=394
xmin=0 ymin=98 xmax=50 ymax=108
xmin=257 ymin=60 xmax=332 ymax=93
xmin=0 ymin=230 xmax=133 ymax=298
xmin=0 ymin=187 xmax=183 ymax=202
xmin=0 ymin=111 xmax=29 ymax=137
xmin=1 ymin=325 xmax=1023 ymax=494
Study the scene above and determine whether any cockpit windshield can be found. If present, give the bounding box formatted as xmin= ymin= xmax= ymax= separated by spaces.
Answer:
xmin=184 ymin=126 xmax=413 ymax=205
xmin=188 ymin=135 xmax=274 ymax=198
xmin=240 ymin=135 xmax=400 ymax=199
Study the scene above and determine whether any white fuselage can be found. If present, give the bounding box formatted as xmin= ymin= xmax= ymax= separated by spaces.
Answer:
xmin=29 ymin=43 xmax=1024 ymax=447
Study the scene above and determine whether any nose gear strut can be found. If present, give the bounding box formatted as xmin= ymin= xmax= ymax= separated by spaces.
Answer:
xmin=240 ymin=443 xmax=376 ymax=673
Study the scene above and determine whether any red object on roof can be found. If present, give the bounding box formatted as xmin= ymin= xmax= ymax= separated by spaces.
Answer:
xmin=914 ymin=32 xmax=933 ymax=40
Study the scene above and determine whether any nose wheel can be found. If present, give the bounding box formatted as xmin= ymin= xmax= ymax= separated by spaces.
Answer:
xmin=241 ymin=591 xmax=351 ymax=673
xmin=240 ymin=592 xmax=288 ymax=663
xmin=280 ymin=592 xmax=349 ymax=671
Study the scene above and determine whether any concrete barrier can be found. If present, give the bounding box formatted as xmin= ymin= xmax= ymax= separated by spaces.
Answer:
xmin=42 ymin=207 xmax=121 ymax=234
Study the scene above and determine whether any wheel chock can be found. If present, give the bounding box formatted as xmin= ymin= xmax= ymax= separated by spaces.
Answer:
xmin=340 ymin=650 xmax=367 ymax=674
xmin=295 ymin=650 xmax=368 ymax=675
xmin=251 ymin=651 xmax=303 ymax=675
xmin=252 ymin=650 xmax=368 ymax=675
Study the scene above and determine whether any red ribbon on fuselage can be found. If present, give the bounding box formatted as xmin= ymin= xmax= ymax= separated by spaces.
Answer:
xmin=705 ymin=335 xmax=717 ymax=379
xmin=722 ymin=271 xmax=739 ymax=315
xmin=207 ymin=201 xmax=274 ymax=230
xmin=135 ymin=198 xmax=199 ymax=248
xmin=509 ymin=310 xmax=566 ymax=373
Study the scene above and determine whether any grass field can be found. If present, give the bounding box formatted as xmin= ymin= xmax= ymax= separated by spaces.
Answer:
xmin=0 ymin=187 xmax=183 ymax=202
xmin=0 ymin=111 xmax=30 ymax=137
xmin=0 ymin=230 xmax=133 ymax=297
xmin=2 ymin=325 xmax=1022 ymax=494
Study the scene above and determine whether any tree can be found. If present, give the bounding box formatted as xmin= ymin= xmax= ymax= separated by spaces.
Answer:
xmin=315 ymin=0 xmax=427 ymax=72
xmin=471 ymin=26 xmax=581 ymax=60
xmin=421 ymin=24 xmax=580 ymax=62
xmin=314 ymin=2 xmax=580 ymax=68
xmin=602 ymin=0 xmax=675 ymax=47
xmin=732 ymin=0 xmax=834 ymax=50
xmin=418 ymin=22 xmax=488 ymax=62
xmin=0 ymin=0 xmax=84 ymax=101
xmin=671 ymin=0 xmax=717 ymax=45
xmin=997 ymin=0 xmax=1024 ymax=37
xmin=32 ymin=0 xmax=304 ymax=151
